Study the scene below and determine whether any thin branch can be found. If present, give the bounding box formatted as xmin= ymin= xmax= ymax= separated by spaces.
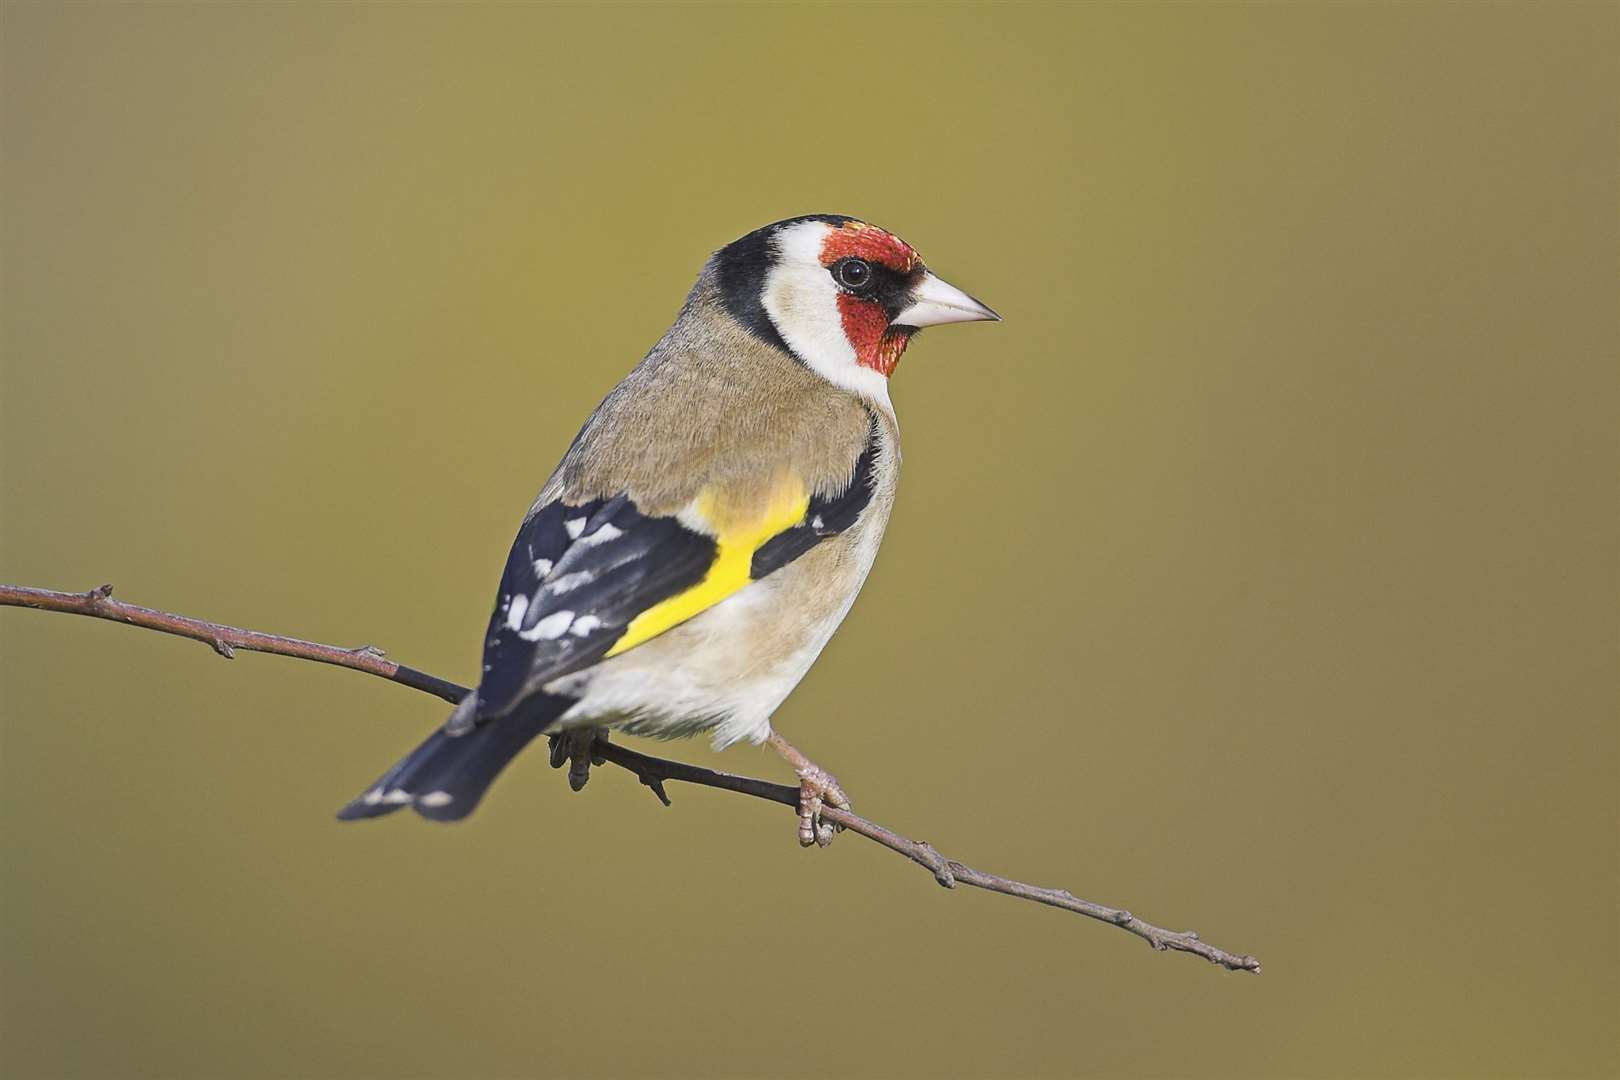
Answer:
xmin=1 ymin=582 xmax=1261 ymax=973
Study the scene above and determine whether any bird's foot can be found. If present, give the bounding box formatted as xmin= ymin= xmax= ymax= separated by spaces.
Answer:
xmin=548 ymin=728 xmax=609 ymax=792
xmin=794 ymin=764 xmax=851 ymax=848
xmin=767 ymin=731 xmax=849 ymax=848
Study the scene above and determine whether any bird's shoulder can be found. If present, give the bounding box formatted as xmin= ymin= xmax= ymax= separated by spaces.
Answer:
xmin=544 ymin=293 xmax=881 ymax=515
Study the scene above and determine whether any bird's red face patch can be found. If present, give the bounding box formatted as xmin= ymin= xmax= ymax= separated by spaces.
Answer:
xmin=820 ymin=222 xmax=921 ymax=378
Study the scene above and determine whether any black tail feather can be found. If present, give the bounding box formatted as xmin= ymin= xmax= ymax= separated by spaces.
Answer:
xmin=337 ymin=694 xmax=568 ymax=823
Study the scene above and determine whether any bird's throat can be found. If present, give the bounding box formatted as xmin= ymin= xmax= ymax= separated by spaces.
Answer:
xmin=837 ymin=293 xmax=912 ymax=378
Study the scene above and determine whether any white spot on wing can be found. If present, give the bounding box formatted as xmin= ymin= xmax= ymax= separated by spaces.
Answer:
xmin=519 ymin=610 xmax=574 ymax=641
xmin=382 ymin=789 xmax=413 ymax=804
xmin=505 ymin=594 xmax=529 ymax=631
xmin=419 ymin=792 xmax=453 ymax=808
xmin=545 ymin=570 xmax=594 ymax=595
xmin=565 ymin=517 xmax=587 ymax=540
xmin=532 ymin=558 xmax=553 ymax=577
xmin=569 ymin=615 xmax=601 ymax=637
xmin=811 ymin=514 xmax=825 ymax=530
xmin=577 ymin=522 xmax=623 ymax=547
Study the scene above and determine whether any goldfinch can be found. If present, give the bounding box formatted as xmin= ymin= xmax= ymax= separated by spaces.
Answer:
xmin=338 ymin=215 xmax=998 ymax=845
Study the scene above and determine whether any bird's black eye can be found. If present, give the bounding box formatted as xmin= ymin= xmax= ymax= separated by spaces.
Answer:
xmin=833 ymin=258 xmax=873 ymax=292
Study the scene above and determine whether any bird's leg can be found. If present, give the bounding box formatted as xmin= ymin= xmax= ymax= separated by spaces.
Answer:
xmin=765 ymin=731 xmax=850 ymax=848
xmin=548 ymin=728 xmax=609 ymax=792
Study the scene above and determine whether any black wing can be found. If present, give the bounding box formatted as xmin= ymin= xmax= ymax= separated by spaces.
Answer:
xmin=475 ymin=494 xmax=717 ymax=719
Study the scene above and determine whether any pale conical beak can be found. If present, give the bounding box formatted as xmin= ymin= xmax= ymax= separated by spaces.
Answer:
xmin=891 ymin=271 xmax=1001 ymax=328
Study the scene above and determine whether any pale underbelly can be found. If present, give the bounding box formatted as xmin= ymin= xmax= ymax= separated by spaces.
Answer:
xmin=544 ymin=517 xmax=885 ymax=748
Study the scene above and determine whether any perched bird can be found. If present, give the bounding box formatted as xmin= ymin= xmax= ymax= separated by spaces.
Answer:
xmin=338 ymin=214 xmax=998 ymax=845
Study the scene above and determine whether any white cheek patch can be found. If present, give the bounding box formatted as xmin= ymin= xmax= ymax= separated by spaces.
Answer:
xmin=761 ymin=221 xmax=893 ymax=408
xmin=763 ymin=223 xmax=855 ymax=370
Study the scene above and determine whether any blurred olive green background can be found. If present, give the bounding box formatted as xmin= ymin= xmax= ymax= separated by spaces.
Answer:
xmin=2 ymin=2 xmax=1615 ymax=1077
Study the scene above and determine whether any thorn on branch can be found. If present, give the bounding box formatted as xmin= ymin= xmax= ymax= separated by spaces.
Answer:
xmin=89 ymin=584 xmax=114 ymax=602
xmin=352 ymin=644 xmax=387 ymax=660
xmin=640 ymin=775 xmax=672 ymax=807
xmin=210 ymin=638 xmax=237 ymax=659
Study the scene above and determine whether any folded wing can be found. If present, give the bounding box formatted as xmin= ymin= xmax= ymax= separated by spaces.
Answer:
xmin=475 ymin=421 xmax=882 ymax=722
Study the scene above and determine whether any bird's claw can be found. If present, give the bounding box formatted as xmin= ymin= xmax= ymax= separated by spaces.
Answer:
xmin=549 ymin=729 xmax=608 ymax=792
xmin=795 ymin=766 xmax=850 ymax=848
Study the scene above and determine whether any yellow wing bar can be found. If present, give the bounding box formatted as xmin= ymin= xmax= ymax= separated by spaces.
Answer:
xmin=604 ymin=480 xmax=809 ymax=658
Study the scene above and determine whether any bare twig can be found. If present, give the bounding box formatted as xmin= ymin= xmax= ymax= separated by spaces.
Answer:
xmin=1 ymin=582 xmax=1261 ymax=973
